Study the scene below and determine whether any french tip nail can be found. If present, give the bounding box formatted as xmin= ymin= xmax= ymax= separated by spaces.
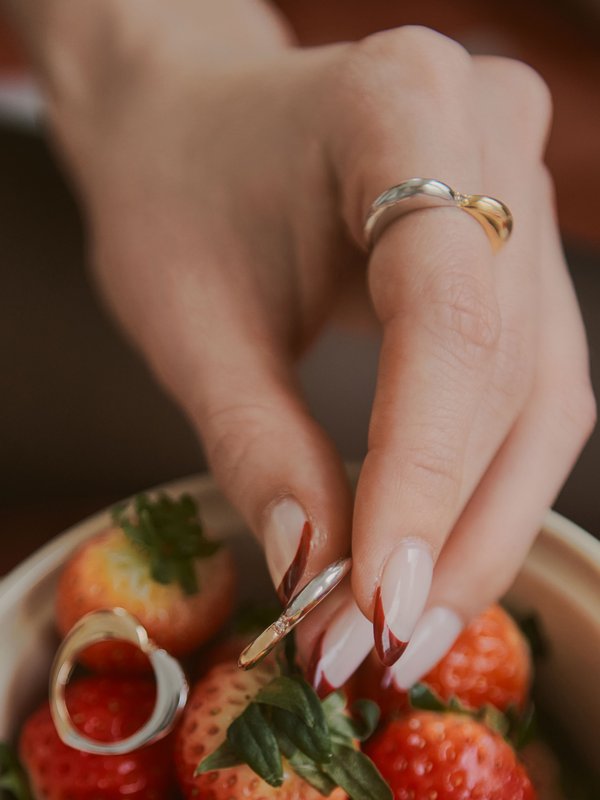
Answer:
xmin=277 ymin=520 xmax=312 ymax=605
xmin=390 ymin=606 xmax=463 ymax=690
xmin=307 ymin=632 xmax=335 ymax=698
xmin=308 ymin=601 xmax=373 ymax=696
xmin=373 ymin=540 xmax=434 ymax=667
xmin=374 ymin=587 xmax=408 ymax=666
xmin=263 ymin=498 xmax=312 ymax=605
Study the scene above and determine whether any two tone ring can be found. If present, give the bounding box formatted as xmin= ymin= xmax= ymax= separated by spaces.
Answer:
xmin=363 ymin=177 xmax=513 ymax=253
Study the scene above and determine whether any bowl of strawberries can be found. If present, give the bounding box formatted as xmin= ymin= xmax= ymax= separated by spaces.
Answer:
xmin=0 ymin=471 xmax=599 ymax=800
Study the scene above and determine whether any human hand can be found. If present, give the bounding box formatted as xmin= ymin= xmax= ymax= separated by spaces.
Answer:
xmin=44 ymin=4 xmax=594 ymax=691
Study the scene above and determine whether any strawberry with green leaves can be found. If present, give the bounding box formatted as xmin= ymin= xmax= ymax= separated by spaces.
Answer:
xmin=365 ymin=708 xmax=537 ymax=800
xmin=352 ymin=605 xmax=531 ymax=719
xmin=56 ymin=493 xmax=236 ymax=672
xmin=175 ymin=658 xmax=392 ymax=800
xmin=19 ymin=676 xmax=175 ymax=800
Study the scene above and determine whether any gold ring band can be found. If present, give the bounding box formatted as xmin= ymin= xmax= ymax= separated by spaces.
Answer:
xmin=363 ymin=178 xmax=513 ymax=252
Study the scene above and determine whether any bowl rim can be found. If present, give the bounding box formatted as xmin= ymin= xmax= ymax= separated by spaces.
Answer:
xmin=1 ymin=472 xmax=599 ymax=617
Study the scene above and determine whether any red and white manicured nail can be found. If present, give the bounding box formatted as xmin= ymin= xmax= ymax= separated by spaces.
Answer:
xmin=390 ymin=606 xmax=463 ymax=689
xmin=373 ymin=540 xmax=433 ymax=667
xmin=308 ymin=599 xmax=373 ymax=698
xmin=263 ymin=497 xmax=313 ymax=605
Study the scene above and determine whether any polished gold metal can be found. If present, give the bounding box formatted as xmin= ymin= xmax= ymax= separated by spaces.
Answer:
xmin=238 ymin=557 xmax=352 ymax=670
xmin=363 ymin=178 xmax=513 ymax=252
xmin=49 ymin=608 xmax=189 ymax=755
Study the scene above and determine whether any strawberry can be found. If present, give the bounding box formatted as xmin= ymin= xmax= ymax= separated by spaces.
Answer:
xmin=56 ymin=493 xmax=236 ymax=672
xmin=354 ymin=605 xmax=531 ymax=717
xmin=19 ymin=676 xmax=175 ymax=799
xmin=175 ymin=659 xmax=391 ymax=800
xmin=365 ymin=711 xmax=537 ymax=800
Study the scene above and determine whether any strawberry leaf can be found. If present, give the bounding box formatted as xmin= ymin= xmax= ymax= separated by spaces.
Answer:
xmin=323 ymin=745 xmax=393 ymax=800
xmin=271 ymin=707 xmax=332 ymax=763
xmin=288 ymin=751 xmax=338 ymax=796
xmin=0 ymin=743 xmax=33 ymax=800
xmin=478 ymin=703 xmax=510 ymax=738
xmin=197 ymin=665 xmax=393 ymax=800
xmin=196 ymin=741 xmax=243 ymax=774
xmin=112 ymin=493 xmax=220 ymax=595
xmin=227 ymin=704 xmax=283 ymax=787
xmin=327 ymin=698 xmax=380 ymax=744
xmin=274 ymin=727 xmax=298 ymax=759
xmin=506 ymin=703 xmax=538 ymax=750
xmin=255 ymin=676 xmax=324 ymax=729
xmin=408 ymin=683 xmax=448 ymax=712
xmin=350 ymin=700 xmax=381 ymax=741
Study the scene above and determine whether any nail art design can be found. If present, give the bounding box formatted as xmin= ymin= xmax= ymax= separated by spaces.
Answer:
xmin=277 ymin=520 xmax=312 ymax=605
xmin=263 ymin=498 xmax=312 ymax=606
xmin=374 ymin=587 xmax=408 ymax=666
xmin=391 ymin=606 xmax=463 ymax=690
xmin=373 ymin=540 xmax=433 ymax=667
xmin=307 ymin=600 xmax=373 ymax=698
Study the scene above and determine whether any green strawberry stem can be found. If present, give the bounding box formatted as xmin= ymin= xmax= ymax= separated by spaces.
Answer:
xmin=0 ymin=743 xmax=33 ymax=800
xmin=112 ymin=493 xmax=220 ymax=595
xmin=197 ymin=672 xmax=392 ymax=800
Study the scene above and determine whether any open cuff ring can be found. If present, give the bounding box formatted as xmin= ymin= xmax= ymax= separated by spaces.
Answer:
xmin=49 ymin=608 xmax=189 ymax=755
xmin=363 ymin=177 xmax=513 ymax=252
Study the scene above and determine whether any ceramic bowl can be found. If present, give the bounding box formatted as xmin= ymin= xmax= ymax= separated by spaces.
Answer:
xmin=1 ymin=473 xmax=599 ymax=769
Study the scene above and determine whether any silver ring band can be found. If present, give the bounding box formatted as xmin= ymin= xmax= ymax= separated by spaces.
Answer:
xmin=363 ymin=177 xmax=513 ymax=252
xmin=49 ymin=608 xmax=189 ymax=755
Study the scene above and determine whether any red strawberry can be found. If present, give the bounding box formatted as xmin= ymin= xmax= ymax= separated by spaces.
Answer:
xmin=56 ymin=493 xmax=236 ymax=672
xmin=19 ymin=676 xmax=175 ymax=799
xmin=176 ymin=658 xmax=393 ymax=800
xmin=354 ymin=605 xmax=531 ymax=717
xmin=365 ymin=711 xmax=537 ymax=800
xmin=175 ymin=661 xmax=347 ymax=800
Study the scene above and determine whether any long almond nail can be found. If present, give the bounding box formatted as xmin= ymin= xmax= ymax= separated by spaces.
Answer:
xmin=308 ymin=600 xmax=373 ymax=697
xmin=390 ymin=606 xmax=463 ymax=689
xmin=374 ymin=540 xmax=433 ymax=666
xmin=263 ymin=497 xmax=312 ymax=605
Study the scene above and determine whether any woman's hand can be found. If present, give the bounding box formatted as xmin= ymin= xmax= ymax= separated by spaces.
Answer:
xmin=39 ymin=3 xmax=594 ymax=690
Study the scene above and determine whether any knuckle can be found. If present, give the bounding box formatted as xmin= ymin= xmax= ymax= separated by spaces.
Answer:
xmin=421 ymin=270 xmax=501 ymax=367
xmin=327 ymin=28 xmax=473 ymax=237
xmin=366 ymin=442 xmax=460 ymax=507
xmin=203 ymin=402 xmax=276 ymax=489
xmin=485 ymin=57 xmax=553 ymax=148
xmin=405 ymin=446 xmax=461 ymax=502
xmin=342 ymin=26 xmax=471 ymax=97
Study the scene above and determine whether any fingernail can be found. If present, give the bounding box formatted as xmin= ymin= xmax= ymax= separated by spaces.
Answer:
xmin=308 ymin=600 xmax=373 ymax=698
xmin=390 ymin=606 xmax=463 ymax=689
xmin=374 ymin=540 xmax=433 ymax=666
xmin=263 ymin=497 xmax=312 ymax=605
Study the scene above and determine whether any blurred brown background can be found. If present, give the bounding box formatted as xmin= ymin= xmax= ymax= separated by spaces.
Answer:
xmin=1 ymin=0 xmax=599 ymax=573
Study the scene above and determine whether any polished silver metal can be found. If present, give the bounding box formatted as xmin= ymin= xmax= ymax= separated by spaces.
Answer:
xmin=238 ymin=557 xmax=352 ymax=670
xmin=49 ymin=608 xmax=189 ymax=755
xmin=363 ymin=177 xmax=513 ymax=252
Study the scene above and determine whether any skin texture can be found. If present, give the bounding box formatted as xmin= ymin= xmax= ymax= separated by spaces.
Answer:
xmin=4 ymin=1 xmax=595 ymax=667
